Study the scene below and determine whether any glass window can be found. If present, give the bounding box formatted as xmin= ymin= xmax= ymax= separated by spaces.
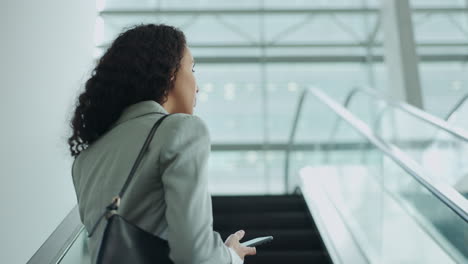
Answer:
xmin=94 ymin=0 xmax=468 ymax=192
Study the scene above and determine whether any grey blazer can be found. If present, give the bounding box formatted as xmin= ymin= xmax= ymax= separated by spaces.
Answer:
xmin=72 ymin=100 xmax=233 ymax=264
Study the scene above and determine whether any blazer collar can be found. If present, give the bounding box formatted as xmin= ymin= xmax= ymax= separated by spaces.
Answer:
xmin=111 ymin=100 xmax=169 ymax=129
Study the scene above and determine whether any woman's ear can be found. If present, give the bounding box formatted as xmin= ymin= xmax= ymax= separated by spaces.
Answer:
xmin=169 ymin=66 xmax=178 ymax=82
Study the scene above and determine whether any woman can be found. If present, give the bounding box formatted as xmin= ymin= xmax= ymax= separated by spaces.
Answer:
xmin=68 ymin=24 xmax=256 ymax=264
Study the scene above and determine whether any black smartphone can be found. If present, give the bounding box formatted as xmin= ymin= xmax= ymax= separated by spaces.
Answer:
xmin=241 ymin=236 xmax=274 ymax=247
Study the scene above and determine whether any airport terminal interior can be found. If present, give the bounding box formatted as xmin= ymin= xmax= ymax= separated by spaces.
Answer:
xmin=18 ymin=0 xmax=468 ymax=263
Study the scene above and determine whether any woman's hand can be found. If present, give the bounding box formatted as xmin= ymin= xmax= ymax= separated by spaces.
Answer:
xmin=224 ymin=230 xmax=257 ymax=260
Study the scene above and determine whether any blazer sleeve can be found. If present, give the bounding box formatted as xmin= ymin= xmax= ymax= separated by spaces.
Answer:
xmin=159 ymin=114 xmax=233 ymax=264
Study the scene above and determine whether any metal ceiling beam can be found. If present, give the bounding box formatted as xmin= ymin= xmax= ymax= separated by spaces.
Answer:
xmin=187 ymin=54 xmax=468 ymax=63
xmin=100 ymin=8 xmax=378 ymax=15
xmin=367 ymin=16 xmax=381 ymax=44
xmin=267 ymin=14 xmax=315 ymax=45
xmin=214 ymin=15 xmax=258 ymax=44
xmin=97 ymin=42 xmax=468 ymax=49
xmin=210 ymin=140 xmax=439 ymax=151
xmin=382 ymin=0 xmax=423 ymax=108
xmin=99 ymin=7 xmax=468 ymax=16
xmin=92 ymin=54 xmax=468 ymax=63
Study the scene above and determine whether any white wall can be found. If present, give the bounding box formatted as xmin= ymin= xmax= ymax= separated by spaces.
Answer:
xmin=0 ymin=1 xmax=95 ymax=263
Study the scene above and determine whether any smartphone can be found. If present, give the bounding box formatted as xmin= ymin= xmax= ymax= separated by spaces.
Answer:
xmin=241 ymin=236 xmax=274 ymax=247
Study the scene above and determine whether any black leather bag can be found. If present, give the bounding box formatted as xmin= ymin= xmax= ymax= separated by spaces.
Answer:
xmin=87 ymin=113 xmax=175 ymax=264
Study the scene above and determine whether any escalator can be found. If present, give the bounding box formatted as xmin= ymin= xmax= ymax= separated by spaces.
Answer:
xmin=329 ymin=88 xmax=468 ymax=260
xmin=339 ymin=88 xmax=468 ymax=198
xmin=287 ymin=88 xmax=467 ymax=263
xmin=28 ymin=195 xmax=332 ymax=264
xmin=438 ymin=92 xmax=468 ymax=198
xmin=28 ymin=88 xmax=467 ymax=264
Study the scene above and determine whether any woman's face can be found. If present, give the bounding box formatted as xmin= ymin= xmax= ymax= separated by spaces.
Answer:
xmin=165 ymin=45 xmax=198 ymax=114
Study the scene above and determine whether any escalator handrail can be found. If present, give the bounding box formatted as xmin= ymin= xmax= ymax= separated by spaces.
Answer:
xmin=285 ymin=87 xmax=468 ymax=222
xmin=27 ymin=205 xmax=85 ymax=264
xmin=342 ymin=88 xmax=468 ymax=142
xmin=445 ymin=93 xmax=468 ymax=121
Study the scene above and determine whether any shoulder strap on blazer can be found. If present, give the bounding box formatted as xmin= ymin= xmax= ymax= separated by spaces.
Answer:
xmin=88 ymin=112 xmax=174 ymax=237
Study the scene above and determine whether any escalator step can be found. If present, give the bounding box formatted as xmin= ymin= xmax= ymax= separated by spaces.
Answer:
xmin=212 ymin=195 xmax=331 ymax=264
xmin=244 ymin=250 xmax=330 ymax=264
xmin=213 ymin=211 xmax=315 ymax=230
xmin=212 ymin=195 xmax=306 ymax=213
xmin=217 ymin=229 xmax=322 ymax=251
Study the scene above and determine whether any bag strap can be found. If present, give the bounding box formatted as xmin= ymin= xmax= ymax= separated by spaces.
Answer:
xmin=88 ymin=112 xmax=173 ymax=237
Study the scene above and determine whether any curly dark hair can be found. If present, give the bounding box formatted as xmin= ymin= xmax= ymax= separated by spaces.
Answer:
xmin=68 ymin=24 xmax=186 ymax=157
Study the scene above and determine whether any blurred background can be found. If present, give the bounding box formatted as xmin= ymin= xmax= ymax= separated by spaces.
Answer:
xmin=2 ymin=0 xmax=468 ymax=263
xmin=91 ymin=0 xmax=468 ymax=194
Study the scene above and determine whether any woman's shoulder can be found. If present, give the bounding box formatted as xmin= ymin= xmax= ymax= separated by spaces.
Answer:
xmin=156 ymin=113 xmax=211 ymax=157
xmin=159 ymin=113 xmax=209 ymax=137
